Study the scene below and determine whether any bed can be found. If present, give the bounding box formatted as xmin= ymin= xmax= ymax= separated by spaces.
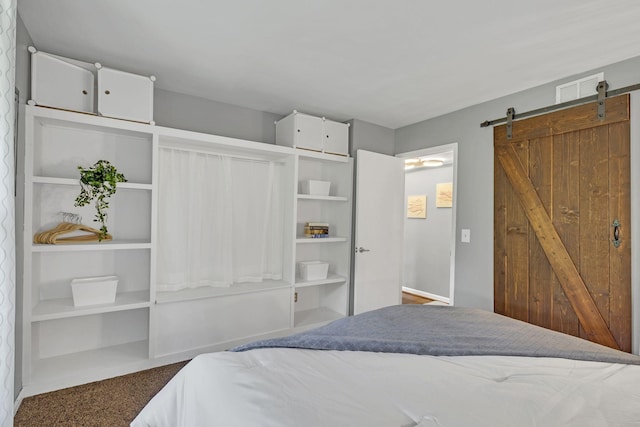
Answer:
xmin=131 ymin=305 xmax=640 ymax=426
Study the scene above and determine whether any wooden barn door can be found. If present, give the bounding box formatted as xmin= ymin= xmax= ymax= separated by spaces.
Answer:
xmin=494 ymin=94 xmax=631 ymax=351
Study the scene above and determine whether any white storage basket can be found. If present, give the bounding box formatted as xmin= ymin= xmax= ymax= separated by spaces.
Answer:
xmin=301 ymin=180 xmax=331 ymax=196
xmin=298 ymin=261 xmax=329 ymax=281
xmin=71 ymin=275 xmax=118 ymax=307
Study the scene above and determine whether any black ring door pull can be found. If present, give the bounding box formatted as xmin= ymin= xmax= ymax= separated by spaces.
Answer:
xmin=612 ymin=219 xmax=621 ymax=248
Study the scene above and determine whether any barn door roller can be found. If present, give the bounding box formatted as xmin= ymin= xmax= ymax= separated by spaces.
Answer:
xmin=597 ymin=81 xmax=608 ymax=121
xmin=506 ymin=107 xmax=515 ymax=139
xmin=479 ymin=79 xmax=640 ymax=128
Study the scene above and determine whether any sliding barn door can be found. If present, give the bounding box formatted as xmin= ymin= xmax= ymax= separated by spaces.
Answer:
xmin=494 ymin=94 xmax=631 ymax=351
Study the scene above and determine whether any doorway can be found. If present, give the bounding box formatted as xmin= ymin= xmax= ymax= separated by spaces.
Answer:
xmin=396 ymin=143 xmax=458 ymax=305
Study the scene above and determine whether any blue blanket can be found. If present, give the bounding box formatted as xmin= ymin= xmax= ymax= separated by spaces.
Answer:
xmin=233 ymin=305 xmax=640 ymax=365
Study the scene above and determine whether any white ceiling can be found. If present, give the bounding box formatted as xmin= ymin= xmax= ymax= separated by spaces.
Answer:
xmin=18 ymin=0 xmax=640 ymax=129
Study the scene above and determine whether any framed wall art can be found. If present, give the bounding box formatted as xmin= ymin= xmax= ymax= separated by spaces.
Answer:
xmin=407 ymin=195 xmax=427 ymax=219
xmin=436 ymin=183 xmax=453 ymax=208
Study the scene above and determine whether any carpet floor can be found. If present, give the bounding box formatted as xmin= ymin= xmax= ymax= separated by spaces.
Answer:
xmin=14 ymin=360 xmax=188 ymax=427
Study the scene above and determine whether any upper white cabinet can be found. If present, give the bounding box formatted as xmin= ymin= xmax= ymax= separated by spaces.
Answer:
xmin=276 ymin=111 xmax=323 ymax=151
xmin=97 ymin=66 xmax=155 ymax=124
xmin=276 ymin=111 xmax=349 ymax=156
xmin=322 ymin=119 xmax=350 ymax=156
xmin=30 ymin=50 xmax=95 ymax=114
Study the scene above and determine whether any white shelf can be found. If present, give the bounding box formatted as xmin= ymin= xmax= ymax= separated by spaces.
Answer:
xmin=158 ymin=127 xmax=293 ymax=161
xmin=29 ymin=105 xmax=154 ymax=136
xmin=294 ymin=307 xmax=344 ymax=328
xmin=31 ymin=176 xmax=152 ymax=190
xmin=294 ymin=274 xmax=346 ymax=288
xmin=296 ymin=149 xmax=350 ymax=163
xmin=32 ymin=240 xmax=152 ymax=252
xmin=32 ymin=291 xmax=150 ymax=322
xmin=296 ymin=236 xmax=348 ymax=243
xmin=156 ymin=280 xmax=292 ymax=304
xmin=297 ymin=194 xmax=348 ymax=202
xmin=30 ymin=340 xmax=149 ymax=386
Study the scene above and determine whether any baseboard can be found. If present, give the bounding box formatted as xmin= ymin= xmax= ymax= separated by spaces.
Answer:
xmin=14 ymin=389 xmax=25 ymax=415
xmin=402 ymin=286 xmax=450 ymax=304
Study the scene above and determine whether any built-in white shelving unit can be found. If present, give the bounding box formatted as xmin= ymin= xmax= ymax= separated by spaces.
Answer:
xmin=23 ymin=106 xmax=155 ymax=395
xmin=21 ymin=105 xmax=354 ymax=397
xmin=293 ymin=153 xmax=353 ymax=328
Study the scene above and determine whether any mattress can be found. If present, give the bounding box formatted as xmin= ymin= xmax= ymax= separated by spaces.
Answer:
xmin=131 ymin=306 xmax=640 ymax=426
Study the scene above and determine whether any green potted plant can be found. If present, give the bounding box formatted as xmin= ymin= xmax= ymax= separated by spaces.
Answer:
xmin=74 ymin=160 xmax=127 ymax=241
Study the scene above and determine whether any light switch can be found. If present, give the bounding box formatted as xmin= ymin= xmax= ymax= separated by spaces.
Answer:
xmin=461 ymin=229 xmax=471 ymax=243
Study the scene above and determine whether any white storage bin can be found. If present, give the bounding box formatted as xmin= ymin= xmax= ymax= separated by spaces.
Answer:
xmin=97 ymin=66 xmax=155 ymax=124
xmin=322 ymin=119 xmax=349 ymax=156
xmin=71 ymin=275 xmax=118 ymax=307
xmin=298 ymin=261 xmax=329 ymax=281
xmin=276 ymin=110 xmax=323 ymax=152
xmin=29 ymin=47 xmax=96 ymax=114
xmin=301 ymin=180 xmax=331 ymax=196
xmin=277 ymin=111 xmax=350 ymax=156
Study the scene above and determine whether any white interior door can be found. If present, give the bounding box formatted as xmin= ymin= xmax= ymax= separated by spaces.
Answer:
xmin=353 ymin=150 xmax=405 ymax=315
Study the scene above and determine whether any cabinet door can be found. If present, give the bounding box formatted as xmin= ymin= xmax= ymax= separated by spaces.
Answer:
xmin=294 ymin=114 xmax=323 ymax=151
xmin=97 ymin=67 xmax=153 ymax=123
xmin=323 ymin=120 xmax=349 ymax=156
xmin=31 ymin=51 xmax=95 ymax=114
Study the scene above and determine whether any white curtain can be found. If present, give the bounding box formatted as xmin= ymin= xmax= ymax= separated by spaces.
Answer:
xmin=157 ymin=148 xmax=283 ymax=291
xmin=0 ymin=1 xmax=15 ymax=425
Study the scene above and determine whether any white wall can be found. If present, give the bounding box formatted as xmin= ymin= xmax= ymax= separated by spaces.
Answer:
xmin=395 ymin=55 xmax=640 ymax=353
xmin=403 ymin=165 xmax=453 ymax=298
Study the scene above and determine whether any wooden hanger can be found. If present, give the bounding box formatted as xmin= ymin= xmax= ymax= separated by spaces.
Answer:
xmin=33 ymin=222 xmax=112 ymax=244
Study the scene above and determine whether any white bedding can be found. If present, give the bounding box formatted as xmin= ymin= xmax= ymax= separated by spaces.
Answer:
xmin=131 ymin=348 xmax=640 ymax=427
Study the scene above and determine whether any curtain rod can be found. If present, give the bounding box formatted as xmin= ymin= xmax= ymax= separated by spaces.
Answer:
xmin=480 ymin=82 xmax=640 ymax=128
xmin=159 ymin=145 xmax=285 ymax=164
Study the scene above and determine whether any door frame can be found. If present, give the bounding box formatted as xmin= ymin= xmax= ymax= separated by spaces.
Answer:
xmin=396 ymin=142 xmax=458 ymax=305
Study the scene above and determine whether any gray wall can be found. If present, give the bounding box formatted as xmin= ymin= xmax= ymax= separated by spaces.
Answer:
xmin=403 ymin=165 xmax=453 ymax=298
xmin=348 ymin=119 xmax=395 ymax=157
xmin=395 ymin=55 xmax=640 ymax=353
xmin=154 ymin=89 xmax=281 ymax=144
